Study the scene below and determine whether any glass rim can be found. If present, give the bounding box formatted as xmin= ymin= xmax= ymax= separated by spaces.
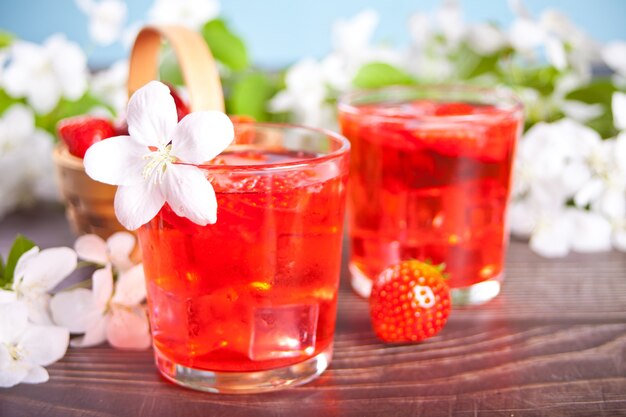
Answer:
xmin=178 ymin=121 xmax=351 ymax=172
xmin=337 ymin=84 xmax=524 ymax=123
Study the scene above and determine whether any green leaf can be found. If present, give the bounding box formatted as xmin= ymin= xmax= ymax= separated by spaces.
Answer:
xmin=2 ymin=235 xmax=36 ymax=288
xmin=565 ymin=78 xmax=617 ymax=106
xmin=512 ymin=66 xmax=560 ymax=95
xmin=159 ymin=46 xmax=185 ymax=86
xmin=227 ymin=72 xmax=275 ymax=121
xmin=0 ymin=30 xmax=14 ymax=48
xmin=0 ymin=254 xmax=4 ymax=283
xmin=35 ymin=93 xmax=111 ymax=136
xmin=201 ymin=19 xmax=249 ymax=71
xmin=454 ymin=44 xmax=504 ymax=80
xmin=0 ymin=89 xmax=20 ymax=116
xmin=353 ymin=62 xmax=415 ymax=89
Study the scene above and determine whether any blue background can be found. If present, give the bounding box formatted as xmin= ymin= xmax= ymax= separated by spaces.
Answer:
xmin=0 ymin=0 xmax=625 ymax=68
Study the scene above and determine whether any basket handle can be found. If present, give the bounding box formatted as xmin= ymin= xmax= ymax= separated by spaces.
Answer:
xmin=128 ymin=25 xmax=224 ymax=112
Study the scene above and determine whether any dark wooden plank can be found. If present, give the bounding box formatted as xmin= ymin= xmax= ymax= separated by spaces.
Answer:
xmin=1 ymin=205 xmax=625 ymax=417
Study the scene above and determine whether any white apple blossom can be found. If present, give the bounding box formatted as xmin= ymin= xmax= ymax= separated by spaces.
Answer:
xmin=0 ymin=104 xmax=58 ymax=220
xmin=148 ymin=0 xmax=220 ymax=30
xmin=436 ymin=0 xmax=465 ymax=48
xmin=269 ymin=58 xmax=333 ymax=128
xmin=511 ymin=118 xmax=621 ymax=256
xmin=0 ymin=301 xmax=69 ymax=388
xmin=74 ymin=232 xmax=136 ymax=272
xmin=90 ymin=59 xmax=128 ymax=116
xmin=466 ymin=23 xmax=508 ymax=56
xmin=2 ymin=35 xmax=88 ymax=114
xmin=50 ymin=265 xmax=150 ymax=350
xmin=75 ymin=0 xmax=127 ymax=46
xmin=5 ymin=246 xmax=77 ymax=325
xmin=84 ymin=81 xmax=234 ymax=230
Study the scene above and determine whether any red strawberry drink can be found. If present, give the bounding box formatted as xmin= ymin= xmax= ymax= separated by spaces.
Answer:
xmin=137 ymin=123 xmax=349 ymax=392
xmin=339 ymin=86 xmax=523 ymax=305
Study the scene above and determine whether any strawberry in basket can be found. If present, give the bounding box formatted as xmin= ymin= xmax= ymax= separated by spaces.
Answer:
xmin=57 ymin=85 xmax=190 ymax=159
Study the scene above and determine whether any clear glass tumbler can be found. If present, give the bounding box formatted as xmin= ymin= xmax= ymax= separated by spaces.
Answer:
xmin=137 ymin=122 xmax=350 ymax=393
xmin=338 ymin=85 xmax=523 ymax=305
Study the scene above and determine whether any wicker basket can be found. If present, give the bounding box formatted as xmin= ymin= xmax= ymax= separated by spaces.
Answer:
xmin=53 ymin=25 xmax=225 ymax=239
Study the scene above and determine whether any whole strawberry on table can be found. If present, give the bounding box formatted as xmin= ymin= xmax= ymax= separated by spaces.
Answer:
xmin=369 ymin=260 xmax=451 ymax=343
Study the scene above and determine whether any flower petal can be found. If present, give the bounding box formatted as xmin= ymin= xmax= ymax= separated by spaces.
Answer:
xmin=569 ymin=210 xmax=612 ymax=253
xmin=70 ymin=316 xmax=107 ymax=348
xmin=0 ymin=350 xmax=28 ymax=388
xmin=24 ymin=293 xmax=54 ymax=326
xmin=171 ymin=111 xmax=234 ymax=164
xmin=92 ymin=267 xmax=113 ymax=312
xmin=74 ymin=234 xmax=108 ymax=265
xmin=21 ymin=365 xmax=49 ymax=384
xmin=111 ymin=264 xmax=146 ymax=306
xmin=163 ymin=164 xmax=217 ymax=226
xmin=0 ymin=290 xmax=17 ymax=304
xmin=127 ymin=81 xmax=177 ymax=147
xmin=19 ymin=324 xmax=69 ymax=366
xmin=50 ymin=288 xmax=94 ymax=333
xmin=13 ymin=246 xmax=40 ymax=286
xmin=114 ymin=182 xmax=166 ymax=231
xmin=612 ymin=92 xmax=626 ymax=131
xmin=20 ymin=247 xmax=77 ymax=293
xmin=529 ymin=213 xmax=572 ymax=258
xmin=106 ymin=232 xmax=136 ymax=272
xmin=0 ymin=301 xmax=27 ymax=343
xmin=106 ymin=306 xmax=151 ymax=350
xmin=84 ymin=136 xmax=146 ymax=186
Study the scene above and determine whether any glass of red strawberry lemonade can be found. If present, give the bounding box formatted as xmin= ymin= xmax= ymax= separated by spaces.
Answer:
xmin=338 ymin=85 xmax=523 ymax=305
xmin=137 ymin=122 xmax=350 ymax=393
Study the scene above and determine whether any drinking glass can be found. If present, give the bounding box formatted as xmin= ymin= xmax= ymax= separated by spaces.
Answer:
xmin=338 ymin=85 xmax=522 ymax=305
xmin=137 ymin=122 xmax=350 ymax=393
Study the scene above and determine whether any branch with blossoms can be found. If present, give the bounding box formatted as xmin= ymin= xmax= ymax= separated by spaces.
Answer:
xmin=0 ymin=233 xmax=149 ymax=388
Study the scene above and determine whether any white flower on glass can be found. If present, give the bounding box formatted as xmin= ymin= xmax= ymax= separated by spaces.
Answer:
xmin=84 ymin=81 xmax=234 ymax=230
xmin=90 ymin=59 xmax=129 ymax=116
xmin=2 ymin=35 xmax=88 ymax=114
xmin=75 ymin=0 xmax=127 ymax=46
xmin=466 ymin=23 xmax=508 ymax=56
xmin=0 ymin=302 xmax=69 ymax=388
xmin=148 ymin=0 xmax=220 ymax=30
xmin=75 ymin=232 xmax=136 ymax=272
xmin=50 ymin=265 xmax=150 ymax=349
xmin=3 ymin=246 xmax=78 ymax=325
xmin=0 ymin=104 xmax=57 ymax=220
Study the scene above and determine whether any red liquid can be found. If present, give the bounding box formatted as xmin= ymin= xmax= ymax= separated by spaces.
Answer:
xmin=339 ymin=100 xmax=521 ymax=291
xmin=138 ymin=149 xmax=348 ymax=372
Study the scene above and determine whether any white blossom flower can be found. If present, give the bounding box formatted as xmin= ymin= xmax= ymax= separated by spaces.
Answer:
xmin=2 ymin=35 xmax=88 ymax=114
xmin=0 ymin=301 xmax=69 ymax=388
xmin=436 ymin=0 xmax=465 ymax=48
xmin=5 ymin=246 xmax=77 ymax=325
xmin=50 ymin=265 xmax=150 ymax=350
xmin=75 ymin=0 xmax=127 ymax=46
xmin=612 ymin=92 xmax=626 ymax=131
xmin=84 ymin=81 xmax=234 ymax=230
xmin=0 ymin=104 xmax=57 ymax=220
xmin=602 ymin=41 xmax=626 ymax=86
xmin=75 ymin=232 xmax=136 ymax=272
xmin=269 ymin=58 xmax=332 ymax=128
xmin=148 ymin=0 xmax=220 ymax=30
xmin=90 ymin=59 xmax=128 ymax=116
xmin=466 ymin=23 xmax=508 ymax=56
xmin=508 ymin=17 xmax=544 ymax=53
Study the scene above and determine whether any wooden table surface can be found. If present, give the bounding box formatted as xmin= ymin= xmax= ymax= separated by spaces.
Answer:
xmin=1 ymin=205 xmax=625 ymax=417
